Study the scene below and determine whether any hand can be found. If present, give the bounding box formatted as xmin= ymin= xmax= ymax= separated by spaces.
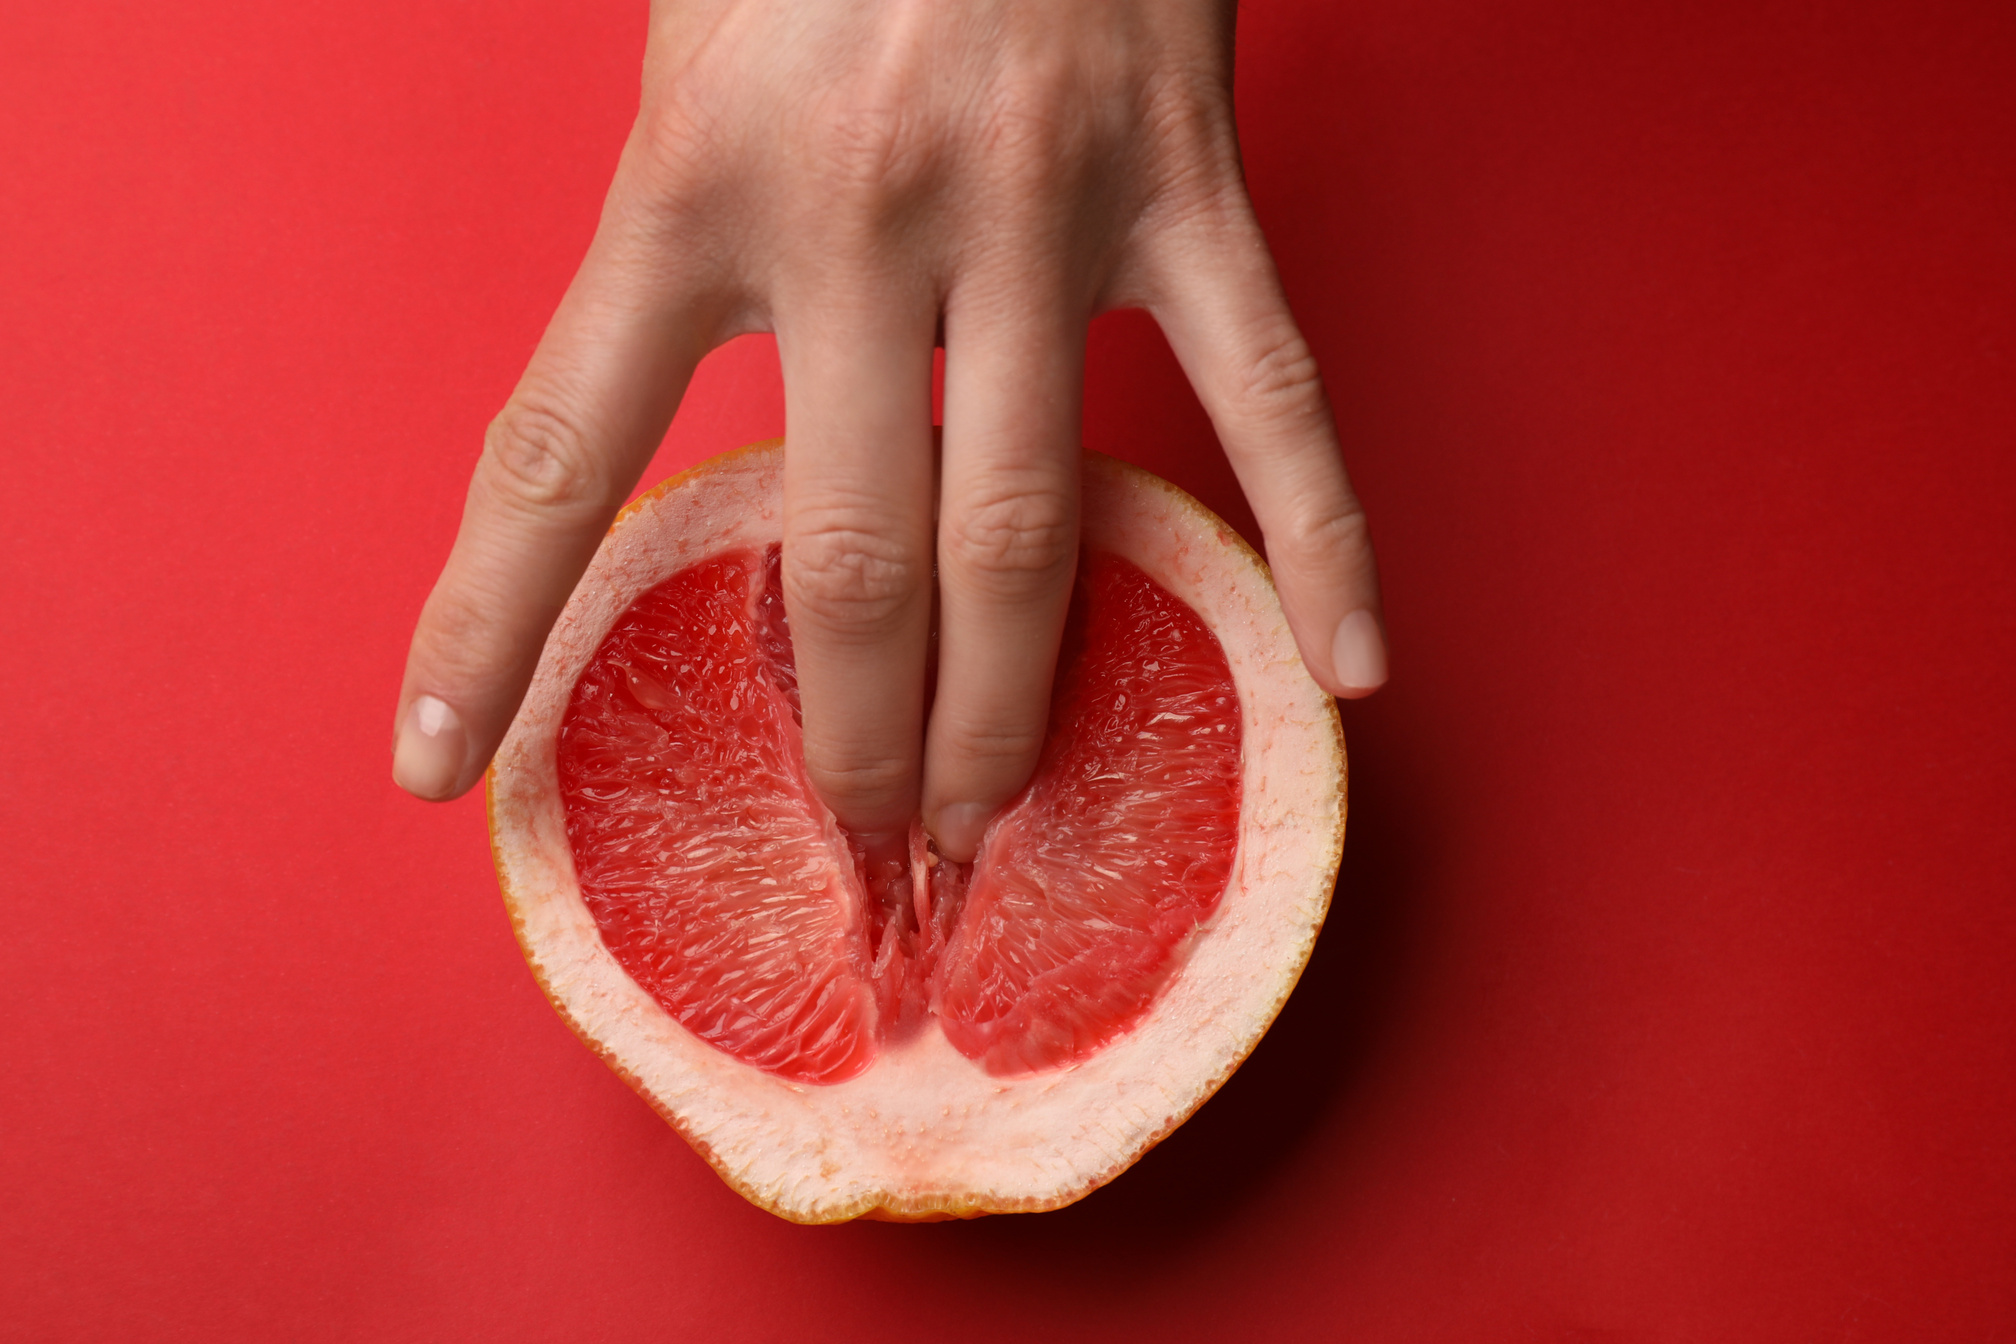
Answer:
xmin=392 ymin=0 xmax=1388 ymax=860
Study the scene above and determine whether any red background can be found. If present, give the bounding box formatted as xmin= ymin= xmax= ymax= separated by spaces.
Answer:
xmin=4 ymin=1 xmax=2011 ymax=1339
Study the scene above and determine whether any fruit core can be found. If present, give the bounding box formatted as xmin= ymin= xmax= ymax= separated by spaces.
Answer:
xmin=556 ymin=545 xmax=1242 ymax=1084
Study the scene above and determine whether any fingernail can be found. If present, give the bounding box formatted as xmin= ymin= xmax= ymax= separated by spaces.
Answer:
xmin=393 ymin=695 xmax=468 ymax=799
xmin=1330 ymin=609 xmax=1389 ymax=697
xmin=854 ymin=830 xmax=908 ymax=875
xmin=932 ymin=802 xmax=996 ymax=864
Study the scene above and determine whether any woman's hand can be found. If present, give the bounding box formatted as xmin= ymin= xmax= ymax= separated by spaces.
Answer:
xmin=391 ymin=0 xmax=1387 ymax=860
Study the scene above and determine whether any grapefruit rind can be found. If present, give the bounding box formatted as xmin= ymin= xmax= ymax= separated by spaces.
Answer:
xmin=487 ymin=443 xmax=1346 ymax=1223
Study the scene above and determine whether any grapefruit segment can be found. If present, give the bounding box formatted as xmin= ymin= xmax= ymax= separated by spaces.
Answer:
xmin=555 ymin=544 xmax=1243 ymax=1082
xmin=935 ymin=552 xmax=1242 ymax=1075
xmin=556 ymin=549 xmax=876 ymax=1085
xmin=488 ymin=444 xmax=1345 ymax=1222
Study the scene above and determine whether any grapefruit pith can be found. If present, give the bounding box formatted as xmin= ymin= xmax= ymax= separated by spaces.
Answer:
xmin=489 ymin=443 xmax=1345 ymax=1222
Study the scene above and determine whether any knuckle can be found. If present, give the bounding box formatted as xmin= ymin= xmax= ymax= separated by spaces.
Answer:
xmin=632 ymin=93 xmax=715 ymax=198
xmin=809 ymin=752 xmax=914 ymax=808
xmin=941 ymin=717 xmax=1048 ymax=773
xmin=940 ymin=485 xmax=1077 ymax=591
xmin=1138 ymin=74 xmax=1240 ymax=208
xmin=974 ymin=69 xmax=1077 ymax=175
xmin=410 ymin=593 xmax=499 ymax=693
xmin=804 ymin=95 xmax=933 ymax=205
xmin=784 ymin=519 xmax=924 ymax=635
xmin=1227 ymin=326 xmax=1328 ymax=430
xmin=633 ymin=34 xmax=740 ymax=192
xmin=1143 ymin=76 xmax=1225 ymax=156
xmin=479 ymin=400 xmax=608 ymax=513
xmin=1271 ymin=500 xmax=1373 ymax=577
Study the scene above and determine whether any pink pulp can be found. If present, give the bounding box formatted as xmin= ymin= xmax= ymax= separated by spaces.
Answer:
xmin=556 ymin=546 xmax=1242 ymax=1083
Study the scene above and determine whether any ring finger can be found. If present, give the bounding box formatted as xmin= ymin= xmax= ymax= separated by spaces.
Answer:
xmin=923 ymin=281 xmax=1086 ymax=861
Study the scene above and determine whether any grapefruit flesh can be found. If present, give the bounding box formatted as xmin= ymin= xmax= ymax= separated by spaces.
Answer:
xmin=932 ymin=553 xmax=1242 ymax=1074
xmin=487 ymin=445 xmax=1344 ymax=1222
xmin=555 ymin=545 xmax=1242 ymax=1085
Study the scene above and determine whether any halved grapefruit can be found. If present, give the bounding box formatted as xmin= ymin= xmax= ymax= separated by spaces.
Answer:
xmin=487 ymin=443 xmax=1345 ymax=1222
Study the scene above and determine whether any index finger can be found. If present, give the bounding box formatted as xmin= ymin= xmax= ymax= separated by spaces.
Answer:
xmin=392 ymin=211 xmax=718 ymax=799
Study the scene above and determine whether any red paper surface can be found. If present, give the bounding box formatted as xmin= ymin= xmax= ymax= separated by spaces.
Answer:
xmin=4 ymin=1 xmax=2012 ymax=1339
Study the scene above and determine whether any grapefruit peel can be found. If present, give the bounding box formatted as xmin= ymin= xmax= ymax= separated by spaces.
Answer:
xmin=487 ymin=442 xmax=1345 ymax=1223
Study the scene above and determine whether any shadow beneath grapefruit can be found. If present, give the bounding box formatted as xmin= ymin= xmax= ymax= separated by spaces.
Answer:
xmin=864 ymin=707 xmax=1430 ymax=1272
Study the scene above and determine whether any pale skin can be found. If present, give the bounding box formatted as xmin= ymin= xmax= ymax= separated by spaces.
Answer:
xmin=392 ymin=0 xmax=1387 ymax=862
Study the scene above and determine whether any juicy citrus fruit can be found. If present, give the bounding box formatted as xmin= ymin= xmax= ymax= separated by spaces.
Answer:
xmin=556 ymin=544 xmax=1242 ymax=1083
xmin=489 ymin=443 xmax=1345 ymax=1222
